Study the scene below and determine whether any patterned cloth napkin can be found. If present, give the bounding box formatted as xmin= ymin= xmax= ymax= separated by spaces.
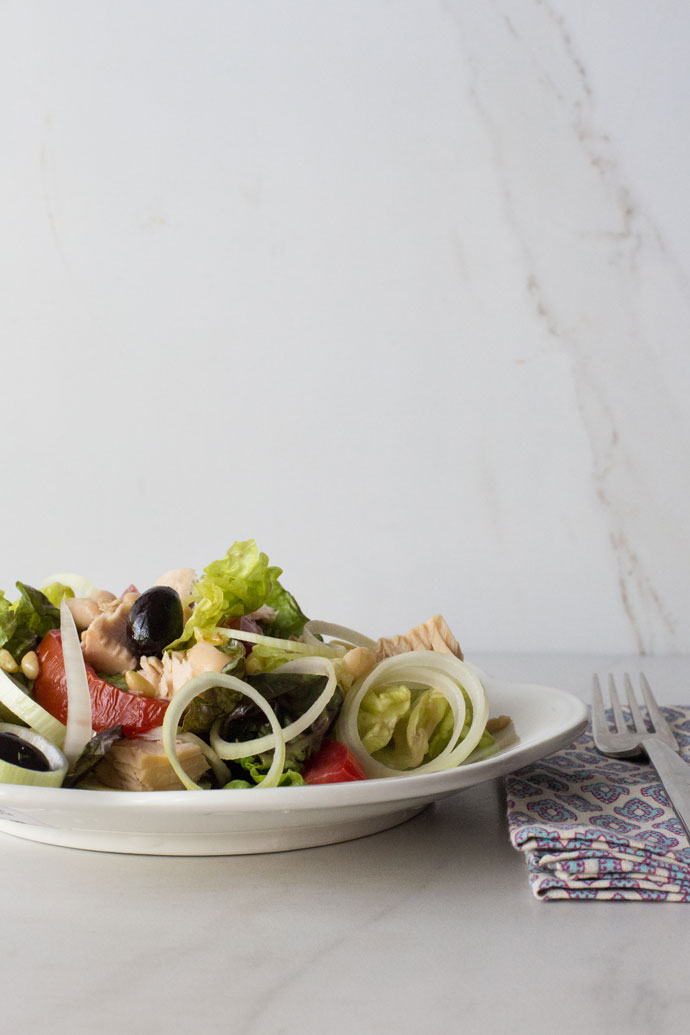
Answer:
xmin=506 ymin=705 xmax=690 ymax=901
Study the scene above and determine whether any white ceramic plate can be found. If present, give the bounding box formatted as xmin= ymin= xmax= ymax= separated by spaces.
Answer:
xmin=0 ymin=673 xmax=588 ymax=855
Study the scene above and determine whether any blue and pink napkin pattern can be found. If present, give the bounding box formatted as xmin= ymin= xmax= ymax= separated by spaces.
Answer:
xmin=506 ymin=706 xmax=690 ymax=901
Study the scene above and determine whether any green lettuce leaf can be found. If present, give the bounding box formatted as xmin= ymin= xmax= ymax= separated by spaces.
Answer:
xmin=357 ymin=684 xmax=411 ymax=754
xmin=426 ymin=701 xmax=456 ymax=760
xmin=374 ymin=688 xmax=450 ymax=770
xmin=359 ymin=684 xmax=481 ymax=770
xmin=237 ymin=757 xmax=306 ymax=786
xmin=0 ymin=592 xmax=13 ymax=646
xmin=263 ymin=581 xmax=309 ymax=639
xmin=245 ymin=641 xmax=340 ymax=675
xmin=0 ymin=583 xmax=61 ymax=661
xmin=166 ymin=540 xmax=282 ymax=650
xmin=219 ymin=639 xmax=246 ymax=677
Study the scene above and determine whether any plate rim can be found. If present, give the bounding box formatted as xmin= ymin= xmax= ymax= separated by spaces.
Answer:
xmin=0 ymin=675 xmax=589 ymax=816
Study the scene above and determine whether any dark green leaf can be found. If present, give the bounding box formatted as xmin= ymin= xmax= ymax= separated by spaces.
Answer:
xmin=229 ymin=682 xmax=344 ymax=778
xmin=0 ymin=592 xmax=17 ymax=652
xmin=219 ymin=639 xmax=246 ymax=678
xmin=222 ymin=672 xmax=328 ymax=726
xmin=97 ymin=672 xmax=130 ymax=691
xmin=180 ymin=685 xmax=243 ymax=735
xmin=64 ymin=726 xmax=125 ymax=787
xmin=263 ymin=580 xmax=309 ymax=639
xmin=3 ymin=583 xmax=61 ymax=660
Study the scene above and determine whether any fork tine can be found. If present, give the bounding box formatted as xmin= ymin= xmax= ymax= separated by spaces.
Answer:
xmin=608 ymin=674 xmax=626 ymax=731
xmin=624 ymin=673 xmax=646 ymax=732
xmin=639 ymin=673 xmax=675 ymax=745
xmin=591 ymin=674 xmax=607 ymax=738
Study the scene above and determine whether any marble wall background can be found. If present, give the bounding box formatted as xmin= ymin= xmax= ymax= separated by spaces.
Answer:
xmin=2 ymin=2 xmax=689 ymax=654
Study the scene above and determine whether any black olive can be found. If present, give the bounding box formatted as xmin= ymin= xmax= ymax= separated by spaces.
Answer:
xmin=126 ymin=586 xmax=184 ymax=658
xmin=0 ymin=731 xmax=50 ymax=772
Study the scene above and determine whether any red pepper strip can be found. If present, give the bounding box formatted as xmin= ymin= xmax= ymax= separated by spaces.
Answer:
xmin=34 ymin=629 xmax=169 ymax=738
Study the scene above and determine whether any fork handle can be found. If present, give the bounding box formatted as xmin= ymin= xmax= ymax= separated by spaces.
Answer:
xmin=643 ymin=738 xmax=690 ymax=841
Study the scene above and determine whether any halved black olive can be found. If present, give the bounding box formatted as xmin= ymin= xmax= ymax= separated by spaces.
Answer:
xmin=0 ymin=731 xmax=50 ymax=772
xmin=126 ymin=586 xmax=184 ymax=658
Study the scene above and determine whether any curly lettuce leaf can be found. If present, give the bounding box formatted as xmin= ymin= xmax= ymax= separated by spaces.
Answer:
xmin=426 ymin=701 xmax=456 ymax=760
xmin=0 ymin=592 xmax=12 ymax=644
xmin=244 ymin=640 xmax=366 ymax=697
xmin=237 ymin=757 xmax=306 ymax=786
xmin=166 ymin=540 xmax=282 ymax=650
xmin=245 ymin=641 xmax=341 ymax=676
xmin=374 ymin=688 xmax=450 ymax=770
xmin=359 ymin=685 xmax=487 ymax=771
xmin=357 ymin=684 xmax=411 ymax=754
xmin=0 ymin=583 xmax=61 ymax=661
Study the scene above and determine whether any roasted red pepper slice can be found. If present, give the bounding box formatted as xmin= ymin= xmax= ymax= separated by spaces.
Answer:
xmin=34 ymin=629 xmax=169 ymax=738
xmin=303 ymin=739 xmax=367 ymax=784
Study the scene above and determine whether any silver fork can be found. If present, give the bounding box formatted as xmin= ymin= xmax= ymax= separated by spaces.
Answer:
xmin=591 ymin=673 xmax=690 ymax=840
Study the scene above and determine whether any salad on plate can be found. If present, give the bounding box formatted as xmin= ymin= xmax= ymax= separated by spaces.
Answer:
xmin=0 ymin=541 xmax=513 ymax=792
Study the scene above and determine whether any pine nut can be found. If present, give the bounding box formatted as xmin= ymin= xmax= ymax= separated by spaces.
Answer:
xmin=20 ymin=651 xmax=39 ymax=680
xmin=125 ymin=670 xmax=158 ymax=698
xmin=0 ymin=649 xmax=18 ymax=673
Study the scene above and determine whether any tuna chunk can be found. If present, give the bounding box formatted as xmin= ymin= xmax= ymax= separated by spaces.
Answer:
xmin=93 ymin=736 xmax=210 ymax=791
xmin=80 ymin=591 xmax=139 ymax=674
xmin=137 ymin=640 xmax=231 ymax=699
xmin=375 ymin=614 xmax=463 ymax=661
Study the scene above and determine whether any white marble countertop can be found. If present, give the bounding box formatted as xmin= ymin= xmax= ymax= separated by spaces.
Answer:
xmin=2 ymin=653 xmax=689 ymax=1035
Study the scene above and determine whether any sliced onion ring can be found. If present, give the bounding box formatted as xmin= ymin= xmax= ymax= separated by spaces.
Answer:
xmin=0 ymin=722 xmax=68 ymax=787
xmin=212 ymin=626 xmax=346 ymax=658
xmin=336 ymin=651 xmax=489 ymax=778
xmin=303 ymin=621 xmax=376 ymax=650
xmin=210 ymin=656 xmax=337 ymax=760
xmin=162 ymin=672 xmax=286 ymax=790
xmin=0 ymin=668 xmax=66 ymax=746
xmin=60 ymin=600 xmax=93 ymax=763
xmin=178 ymin=732 xmax=232 ymax=786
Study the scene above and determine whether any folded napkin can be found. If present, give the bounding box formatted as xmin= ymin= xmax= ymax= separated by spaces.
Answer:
xmin=506 ymin=705 xmax=690 ymax=901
